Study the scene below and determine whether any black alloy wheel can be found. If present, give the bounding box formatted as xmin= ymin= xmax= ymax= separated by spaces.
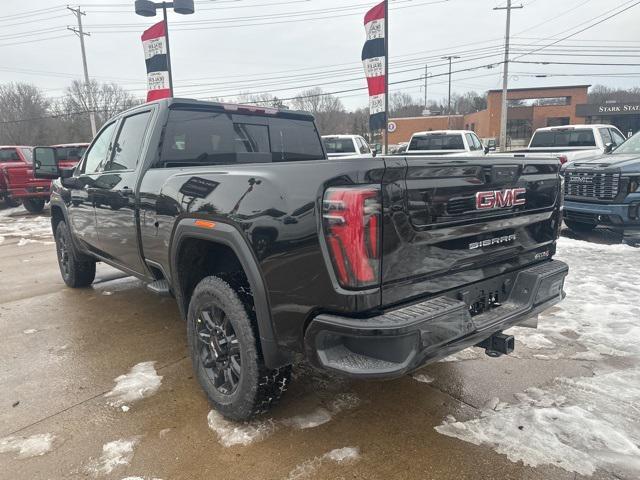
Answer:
xmin=195 ymin=306 xmax=242 ymax=395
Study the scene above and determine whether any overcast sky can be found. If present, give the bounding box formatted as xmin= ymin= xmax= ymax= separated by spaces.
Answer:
xmin=2 ymin=0 xmax=639 ymax=110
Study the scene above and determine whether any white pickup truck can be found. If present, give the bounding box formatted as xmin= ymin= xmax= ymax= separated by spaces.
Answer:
xmin=406 ymin=130 xmax=488 ymax=157
xmin=322 ymin=134 xmax=374 ymax=158
xmin=499 ymin=124 xmax=627 ymax=164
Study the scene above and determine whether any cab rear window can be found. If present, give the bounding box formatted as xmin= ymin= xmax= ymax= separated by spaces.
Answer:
xmin=0 ymin=148 xmax=20 ymax=162
xmin=323 ymin=138 xmax=356 ymax=154
xmin=530 ymin=129 xmax=596 ymax=148
xmin=158 ymin=109 xmax=324 ymax=167
xmin=409 ymin=134 xmax=464 ymax=151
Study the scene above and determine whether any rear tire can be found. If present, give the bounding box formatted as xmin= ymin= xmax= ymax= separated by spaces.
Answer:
xmin=187 ymin=275 xmax=291 ymax=421
xmin=23 ymin=198 xmax=46 ymax=214
xmin=565 ymin=219 xmax=597 ymax=233
xmin=55 ymin=221 xmax=96 ymax=288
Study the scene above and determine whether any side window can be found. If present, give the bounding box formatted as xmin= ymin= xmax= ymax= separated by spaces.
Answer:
xmin=0 ymin=148 xmax=20 ymax=163
xmin=104 ymin=111 xmax=152 ymax=172
xmin=83 ymin=122 xmax=117 ymax=174
xmin=360 ymin=137 xmax=371 ymax=153
xmin=472 ymin=134 xmax=483 ymax=151
xmin=610 ymin=129 xmax=626 ymax=146
xmin=465 ymin=133 xmax=478 ymax=151
xmin=599 ymin=128 xmax=612 ymax=146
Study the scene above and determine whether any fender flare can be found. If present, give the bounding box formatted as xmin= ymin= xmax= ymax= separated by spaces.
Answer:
xmin=169 ymin=218 xmax=292 ymax=368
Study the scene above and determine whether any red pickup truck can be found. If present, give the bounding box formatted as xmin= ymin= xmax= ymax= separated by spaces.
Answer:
xmin=52 ymin=143 xmax=89 ymax=170
xmin=0 ymin=146 xmax=51 ymax=212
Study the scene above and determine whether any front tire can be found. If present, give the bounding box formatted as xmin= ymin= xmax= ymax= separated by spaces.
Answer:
xmin=23 ymin=198 xmax=46 ymax=213
xmin=565 ymin=219 xmax=597 ymax=233
xmin=55 ymin=221 xmax=96 ymax=288
xmin=187 ymin=276 xmax=290 ymax=421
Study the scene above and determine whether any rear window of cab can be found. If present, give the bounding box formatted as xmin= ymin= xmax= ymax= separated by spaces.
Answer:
xmin=530 ymin=129 xmax=596 ymax=148
xmin=157 ymin=109 xmax=325 ymax=167
xmin=409 ymin=134 xmax=465 ymax=151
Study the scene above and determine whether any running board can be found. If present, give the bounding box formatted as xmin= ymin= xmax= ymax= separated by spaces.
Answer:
xmin=146 ymin=279 xmax=171 ymax=297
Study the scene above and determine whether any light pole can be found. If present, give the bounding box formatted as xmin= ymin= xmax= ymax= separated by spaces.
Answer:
xmin=134 ymin=0 xmax=195 ymax=96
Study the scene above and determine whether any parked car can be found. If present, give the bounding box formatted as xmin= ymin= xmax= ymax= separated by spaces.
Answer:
xmin=35 ymin=98 xmax=568 ymax=421
xmin=496 ymin=124 xmax=626 ymax=164
xmin=406 ymin=130 xmax=488 ymax=156
xmin=52 ymin=143 xmax=90 ymax=170
xmin=0 ymin=146 xmax=51 ymax=212
xmin=322 ymin=135 xmax=373 ymax=158
xmin=563 ymin=130 xmax=640 ymax=245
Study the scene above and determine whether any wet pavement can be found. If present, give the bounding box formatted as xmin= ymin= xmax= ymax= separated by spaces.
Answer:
xmin=1 ymin=205 xmax=638 ymax=480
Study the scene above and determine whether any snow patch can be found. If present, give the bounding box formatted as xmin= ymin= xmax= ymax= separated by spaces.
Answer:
xmin=438 ymin=348 xmax=482 ymax=362
xmin=207 ymin=410 xmax=276 ymax=447
xmin=436 ymin=238 xmax=640 ymax=477
xmin=282 ymin=408 xmax=333 ymax=430
xmin=506 ymin=327 xmax=555 ymax=350
xmin=0 ymin=433 xmax=55 ymax=458
xmin=285 ymin=447 xmax=360 ymax=480
xmin=23 ymin=328 xmax=37 ymax=334
xmin=105 ymin=362 xmax=162 ymax=407
xmin=87 ymin=438 xmax=140 ymax=476
xmin=207 ymin=392 xmax=360 ymax=447
xmin=412 ymin=373 xmax=434 ymax=384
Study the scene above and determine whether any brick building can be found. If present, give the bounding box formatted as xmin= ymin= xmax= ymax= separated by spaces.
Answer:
xmin=388 ymin=85 xmax=591 ymax=147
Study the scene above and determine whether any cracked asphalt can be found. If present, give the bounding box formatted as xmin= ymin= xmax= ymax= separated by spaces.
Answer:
xmin=0 ymin=205 xmax=632 ymax=480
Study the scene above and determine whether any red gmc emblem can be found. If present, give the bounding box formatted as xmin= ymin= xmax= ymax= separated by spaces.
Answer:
xmin=476 ymin=188 xmax=526 ymax=210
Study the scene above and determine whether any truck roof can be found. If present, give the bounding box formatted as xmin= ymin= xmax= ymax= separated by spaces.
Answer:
xmin=0 ymin=145 xmax=32 ymax=149
xmin=51 ymin=143 xmax=90 ymax=148
xmin=411 ymin=130 xmax=476 ymax=136
xmin=141 ymin=98 xmax=316 ymax=122
xmin=535 ymin=124 xmax=616 ymax=132
xmin=322 ymin=135 xmax=362 ymax=139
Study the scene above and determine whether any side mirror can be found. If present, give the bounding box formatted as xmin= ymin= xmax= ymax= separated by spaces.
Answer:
xmin=371 ymin=149 xmax=377 ymax=157
xmin=33 ymin=147 xmax=60 ymax=179
xmin=604 ymin=143 xmax=614 ymax=154
xmin=484 ymin=145 xmax=490 ymax=154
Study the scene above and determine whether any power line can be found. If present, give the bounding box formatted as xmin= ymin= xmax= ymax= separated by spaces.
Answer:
xmin=514 ymin=0 xmax=640 ymax=60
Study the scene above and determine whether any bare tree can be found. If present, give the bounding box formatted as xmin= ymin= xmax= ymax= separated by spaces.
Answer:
xmin=588 ymin=85 xmax=640 ymax=104
xmin=58 ymin=79 xmax=142 ymax=141
xmin=291 ymin=88 xmax=347 ymax=134
xmin=0 ymin=83 xmax=50 ymax=145
xmin=389 ymin=92 xmax=424 ymax=118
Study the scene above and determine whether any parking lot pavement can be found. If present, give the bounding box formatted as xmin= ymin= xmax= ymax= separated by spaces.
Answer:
xmin=1 ymin=207 xmax=638 ymax=480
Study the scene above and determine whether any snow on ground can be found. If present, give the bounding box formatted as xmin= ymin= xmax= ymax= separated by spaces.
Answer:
xmin=105 ymin=362 xmax=163 ymax=408
xmin=412 ymin=373 xmax=434 ymax=384
xmin=207 ymin=392 xmax=360 ymax=447
xmin=436 ymin=237 xmax=640 ymax=478
xmin=285 ymin=447 xmax=360 ymax=480
xmin=0 ymin=433 xmax=55 ymax=458
xmin=0 ymin=209 xmax=52 ymax=245
xmin=86 ymin=438 xmax=140 ymax=476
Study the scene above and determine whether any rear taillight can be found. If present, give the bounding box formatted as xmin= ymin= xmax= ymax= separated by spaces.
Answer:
xmin=322 ymin=185 xmax=381 ymax=289
xmin=558 ymin=155 xmax=568 ymax=165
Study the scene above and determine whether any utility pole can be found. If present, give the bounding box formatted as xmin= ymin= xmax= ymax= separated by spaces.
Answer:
xmin=494 ymin=0 xmax=523 ymax=152
xmin=67 ymin=6 xmax=97 ymax=137
xmin=383 ymin=0 xmax=389 ymax=155
xmin=441 ymin=55 xmax=459 ymax=127
xmin=423 ymin=64 xmax=428 ymax=112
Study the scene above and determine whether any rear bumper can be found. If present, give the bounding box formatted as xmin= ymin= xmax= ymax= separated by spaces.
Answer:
xmin=564 ymin=199 xmax=640 ymax=238
xmin=305 ymin=260 xmax=568 ymax=378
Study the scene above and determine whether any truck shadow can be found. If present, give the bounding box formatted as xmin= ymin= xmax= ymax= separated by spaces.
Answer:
xmin=560 ymin=225 xmax=624 ymax=246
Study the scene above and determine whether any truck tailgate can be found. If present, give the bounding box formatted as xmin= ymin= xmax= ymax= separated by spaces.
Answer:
xmin=380 ymin=156 xmax=561 ymax=306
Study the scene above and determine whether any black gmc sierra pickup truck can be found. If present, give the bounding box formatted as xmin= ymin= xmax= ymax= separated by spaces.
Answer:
xmin=34 ymin=99 xmax=568 ymax=420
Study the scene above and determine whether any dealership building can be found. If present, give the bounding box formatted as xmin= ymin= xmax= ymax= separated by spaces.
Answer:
xmin=387 ymin=85 xmax=640 ymax=147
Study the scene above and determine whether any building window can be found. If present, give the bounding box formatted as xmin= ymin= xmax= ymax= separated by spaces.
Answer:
xmin=547 ymin=117 xmax=570 ymax=127
xmin=507 ymin=119 xmax=532 ymax=140
xmin=508 ymin=97 xmax=570 ymax=108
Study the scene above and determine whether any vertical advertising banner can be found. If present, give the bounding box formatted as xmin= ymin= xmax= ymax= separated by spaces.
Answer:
xmin=362 ymin=1 xmax=387 ymax=132
xmin=142 ymin=21 xmax=170 ymax=102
